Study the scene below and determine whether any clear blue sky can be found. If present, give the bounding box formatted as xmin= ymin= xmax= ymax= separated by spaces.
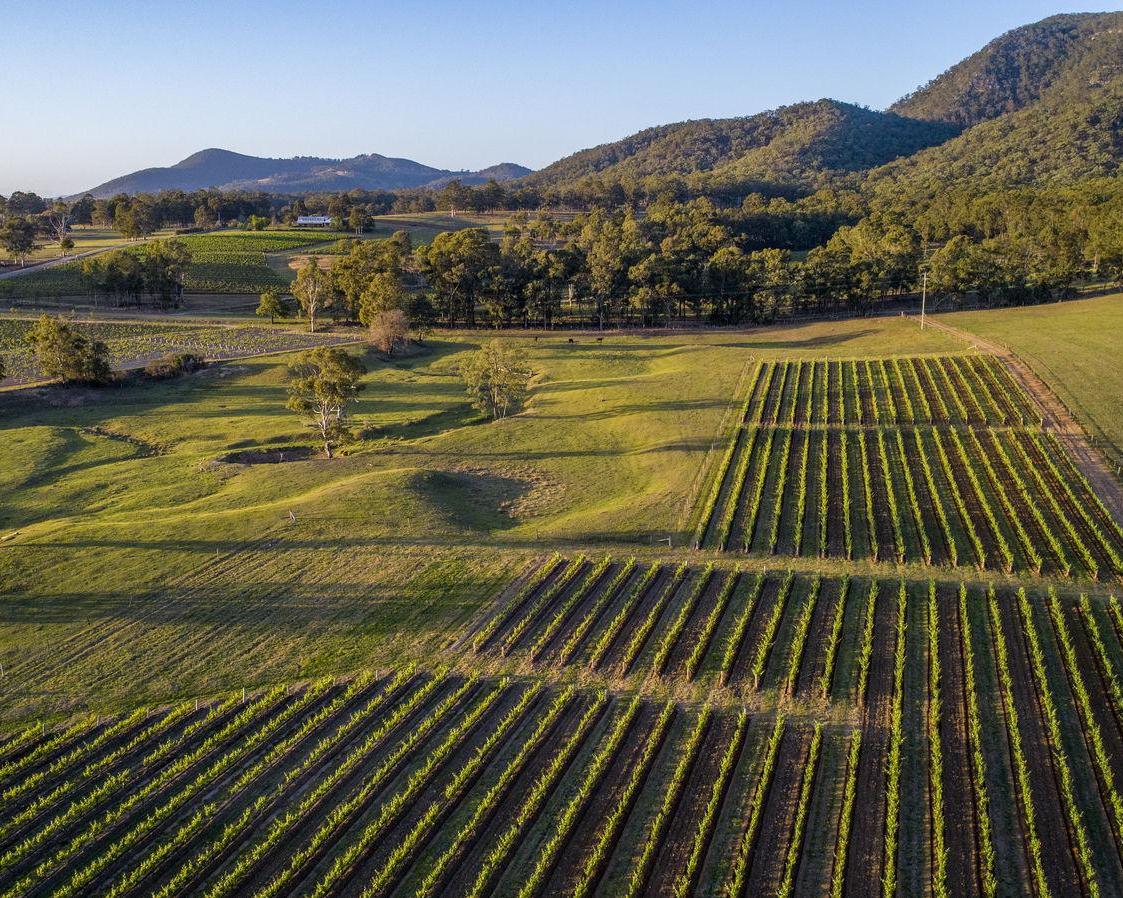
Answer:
xmin=3 ymin=0 xmax=1119 ymax=196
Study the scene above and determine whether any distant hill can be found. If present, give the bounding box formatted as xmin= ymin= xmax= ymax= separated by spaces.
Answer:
xmin=890 ymin=11 xmax=1123 ymax=128
xmin=80 ymin=149 xmax=532 ymax=197
xmin=522 ymin=100 xmax=958 ymax=193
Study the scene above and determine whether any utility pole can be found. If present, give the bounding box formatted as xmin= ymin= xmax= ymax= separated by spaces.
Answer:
xmin=921 ymin=271 xmax=928 ymax=329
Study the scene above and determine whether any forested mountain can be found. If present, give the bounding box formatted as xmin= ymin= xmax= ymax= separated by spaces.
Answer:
xmin=868 ymin=80 xmax=1123 ymax=201
xmin=890 ymin=11 xmax=1123 ymax=127
xmin=523 ymin=100 xmax=957 ymax=193
xmin=80 ymin=149 xmax=531 ymax=197
xmin=868 ymin=13 xmax=1123 ymax=202
xmin=518 ymin=12 xmax=1123 ymax=202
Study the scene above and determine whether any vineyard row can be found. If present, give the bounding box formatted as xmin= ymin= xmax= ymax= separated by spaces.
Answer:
xmin=695 ymin=423 xmax=1123 ymax=578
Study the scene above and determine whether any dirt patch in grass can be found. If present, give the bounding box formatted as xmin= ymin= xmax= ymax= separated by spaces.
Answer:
xmin=218 ymin=446 xmax=317 ymax=465
xmin=451 ymin=464 xmax=564 ymax=520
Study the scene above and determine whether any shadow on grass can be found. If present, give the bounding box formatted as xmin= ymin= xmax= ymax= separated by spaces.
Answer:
xmin=720 ymin=328 xmax=878 ymax=350
xmin=529 ymin=398 xmax=726 ymax=419
xmin=360 ymin=403 xmax=483 ymax=441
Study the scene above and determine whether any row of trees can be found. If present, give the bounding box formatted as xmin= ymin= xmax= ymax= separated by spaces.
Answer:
xmin=79 ymin=240 xmax=193 ymax=308
xmin=7 ymin=166 xmax=1122 ymax=324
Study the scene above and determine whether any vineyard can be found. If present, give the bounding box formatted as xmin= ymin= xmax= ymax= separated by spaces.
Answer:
xmin=5 ymin=571 xmax=1123 ymax=896
xmin=0 ymin=318 xmax=352 ymax=384
xmin=178 ymin=231 xmax=349 ymax=294
xmin=694 ymin=355 xmax=1123 ymax=578
xmin=7 ymin=318 xmax=1123 ymax=896
xmin=0 ymin=231 xmax=349 ymax=299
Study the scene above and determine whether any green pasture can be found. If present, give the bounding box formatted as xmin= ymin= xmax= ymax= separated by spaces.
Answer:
xmin=0 ymin=316 xmax=960 ymax=722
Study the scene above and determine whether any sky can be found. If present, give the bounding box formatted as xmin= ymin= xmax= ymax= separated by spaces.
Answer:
xmin=3 ymin=0 xmax=1119 ymax=196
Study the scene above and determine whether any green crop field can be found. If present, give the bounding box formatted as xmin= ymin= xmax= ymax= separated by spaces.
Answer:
xmin=0 ymin=230 xmax=351 ymax=299
xmin=692 ymin=355 xmax=1123 ymax=578
xmin=5 ymin=310 xmax=1123 ymax=897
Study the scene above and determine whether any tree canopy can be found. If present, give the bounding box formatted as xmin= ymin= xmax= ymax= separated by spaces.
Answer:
xmin=24 ymin=316 xmax=112 ymax=385
xmin=461 ymin=340 xmax=532 ymax=420
xmin=285 ymin=346 xmax=367 ymax=458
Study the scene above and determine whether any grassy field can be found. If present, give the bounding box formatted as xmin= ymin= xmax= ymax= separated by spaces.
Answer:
xmin=368 ymin=212 xmax=516 ymax=243
xmin=0 ymin=227 xmax=132 ymax=265
xmin=0 ymin=317 xmax=959 ymax=721
xmin=947 ymin=293 xmax=1123 ymax=466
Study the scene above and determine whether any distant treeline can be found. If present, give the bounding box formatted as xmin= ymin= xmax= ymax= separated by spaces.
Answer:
xmin=3 ymin=173 xmax=1121 ymax=326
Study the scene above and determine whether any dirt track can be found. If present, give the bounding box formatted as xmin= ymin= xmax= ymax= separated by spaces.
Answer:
xmin=918 ymin=316 xmax=1123 ymax=527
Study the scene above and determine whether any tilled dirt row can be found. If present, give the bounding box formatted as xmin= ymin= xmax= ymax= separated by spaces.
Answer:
xmin=992 ymin=596 xmax=1084 ymax=897
xmin=845 ymin=580 xmax=896 ymax=895
xmin=937 ymin=586 xmax=982 ymax=898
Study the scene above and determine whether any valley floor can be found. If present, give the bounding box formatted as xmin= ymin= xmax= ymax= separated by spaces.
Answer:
xmin=3 ymin=301 xmax=1123 ymax=897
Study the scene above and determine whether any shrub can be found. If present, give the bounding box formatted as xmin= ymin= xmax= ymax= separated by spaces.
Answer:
xmin=145 ymin=353 xmax=206 ymax=379
xmin=24 ymin=315 xmax=111 ymax=385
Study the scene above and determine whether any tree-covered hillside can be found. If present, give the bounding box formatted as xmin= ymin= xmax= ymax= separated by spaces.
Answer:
xmin=868 ymin=17 xmax=1123 ymax=202
xmin=891 ymin=11 xmax=1123 ymax=127
xmin=523 ymin=100 xmax=956 ymax=193
xmin=518 ymin=12 xmax=1123 ymax=203
xmin=868 ymin=81 xmax=1123 ymax=202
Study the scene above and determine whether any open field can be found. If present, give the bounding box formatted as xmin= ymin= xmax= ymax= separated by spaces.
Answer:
xmin=0 ymin=317 xmax=354 ymax=385
xmin=369 ymin=212 xmax=535 ymax=243
xmin=0 ymin=318 xmax=962 ymax=721
xmin=947 ymin=293 xmax=1123 ymax=469
xmin=0 ymin=227 xmax=137 ymax=266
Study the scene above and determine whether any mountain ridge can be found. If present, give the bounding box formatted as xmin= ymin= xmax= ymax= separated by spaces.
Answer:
xmin=521 ymin=99 xmax=959 ymax=193
xmin=73 ymin=11 xmax=1123 ymax=203
xmin=868 ymin=11 xmax=1123 ymax=199
xmin=890 ymin=11 xmax=1123 ymax=127
xmin=79 ymin=148 xmax=532 ymax=197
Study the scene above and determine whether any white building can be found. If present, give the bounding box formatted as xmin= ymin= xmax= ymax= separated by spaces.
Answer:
xmin=295 ymin=215 xmax=333 ymax=227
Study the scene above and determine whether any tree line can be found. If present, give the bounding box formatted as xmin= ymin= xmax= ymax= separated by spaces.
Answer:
xmin=79 ymin=241 xmax=193 ymax=308
xmin=280 ymin=191 xmax=1122 ymax=331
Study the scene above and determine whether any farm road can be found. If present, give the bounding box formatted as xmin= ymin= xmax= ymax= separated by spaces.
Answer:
xmin=0 ymin=245 xmax=133 ymax=280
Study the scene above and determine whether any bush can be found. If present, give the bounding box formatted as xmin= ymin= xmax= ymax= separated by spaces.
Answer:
xmin=145 ymin=352 xmax=206 ymax=379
